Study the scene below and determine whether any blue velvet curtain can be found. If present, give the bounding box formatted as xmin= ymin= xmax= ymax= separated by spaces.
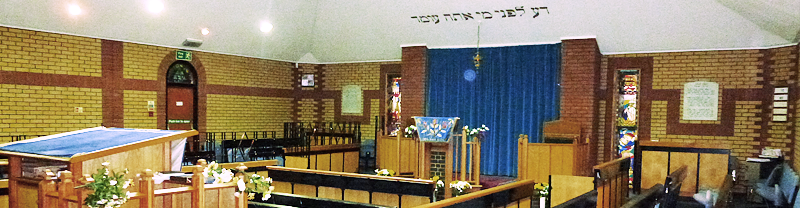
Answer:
xmin=426 ymin=44 xmax=561 ymax=176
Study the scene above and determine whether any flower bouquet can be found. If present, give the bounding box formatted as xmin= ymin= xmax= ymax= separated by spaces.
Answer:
xmin=450 ymin=181 xmax=472 ymax=197
xmin=203 ymin=161 xmax=234 ymax=184
xmin=404 ymin=125 xmax=418 ymax=138
xmin=76 ymin=162 xmax=134 ymax=208
xmin=238 ymin=173 xmax=275 ymax=201
xmin=465 ymin=124 xmax=490 ymax=140
xmin=375 ymin=169 xmax=395 ymax=177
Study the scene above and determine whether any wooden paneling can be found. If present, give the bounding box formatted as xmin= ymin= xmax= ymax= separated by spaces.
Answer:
xmin=401 ymin=195 xmax=430 ymax=207
xmin=372 ymin=192 xmax=399 ymax=207
xmin=699 ymin=153 xmax=729 ymax=189
xmin=294 ymin=184 xmax=317 ymax=197
xmin=670 ymin=152 xmax=698 ymax=194
xmin=19 ymin=183 xmax=37 ymax=208
xmin=550 ymin=175 xmax=594 ymax=206
xmin=330 ymin=153 xmax=344 ymax=172
xmin=318 ymin=186 xmax=342 ymax=200
xmin=529 ymin=145 xmax=551 ymax=183
xmin=344 ymin=151 xmax=359 ymax=173
xmin=343 ymin=189 xmax=370 ymax=204
xmin=317 ymin=154 xmax=331 ymax=171
xmin=83 ymin=143 xmax=168 ymax=177
xmin=285 ymin=156 xmax=308 ymax=169
xmin=641 ymin=151 xmax=668 ymax=190
xmin=551 ymin=145 xmax=574 ymax=175
xmin=272 ymin=181 xmax=293 ymax=193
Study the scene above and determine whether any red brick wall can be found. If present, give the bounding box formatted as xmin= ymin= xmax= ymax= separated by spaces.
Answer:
xmin=400 ymin=46 xmax=428 ymax=128
xmin=561 ymin=38 xmax=602 ymax=166
xmin=603 ymin=45 xmax=799 ymax=174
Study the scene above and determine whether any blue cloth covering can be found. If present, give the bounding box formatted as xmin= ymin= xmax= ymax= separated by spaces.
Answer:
xmin=414 ymin=117 xmax=458 ymax=142
xmin=0 ymin=128 xmax=183 ymax=158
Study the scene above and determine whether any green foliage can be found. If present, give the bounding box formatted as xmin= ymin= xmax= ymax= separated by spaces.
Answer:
xmin=75 ymin=162 xmax=133 ymax=208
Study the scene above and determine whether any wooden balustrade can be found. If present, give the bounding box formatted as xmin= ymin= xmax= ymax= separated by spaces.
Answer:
xmin=594 ymin=157 xmax=632 ymax=208
xmin=413 ymin=179 xmax=537 ymax=208
xmin=37 ymin=163 xmax=249 ymax=208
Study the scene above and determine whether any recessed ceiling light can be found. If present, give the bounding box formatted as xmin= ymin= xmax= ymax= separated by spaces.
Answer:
xmin=201 ymin=28 xmax=209 ymax=35
xmin=68 ymin=4 xmax=82 ymax=16
xmin=148 ymin=0 xmax=164 ymax=13
xmin=260 ymin=22 xmax=273 ymax=33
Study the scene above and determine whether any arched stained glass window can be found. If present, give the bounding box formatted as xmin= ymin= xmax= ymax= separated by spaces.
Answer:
xmin=167 ymin=62 xmax=195 ymax=85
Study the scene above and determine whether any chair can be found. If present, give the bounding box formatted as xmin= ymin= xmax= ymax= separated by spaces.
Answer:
xmin=659 ymin=165 xmax=687 ymax=208
xmin=755 ymin=163 xmax=799 ymax=207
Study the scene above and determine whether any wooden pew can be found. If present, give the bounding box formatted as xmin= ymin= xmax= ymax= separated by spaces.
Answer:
xmin=265 ymin=166 xmax=435 ymax=208
xmin=594 ymin=157 xmax=632 ymax=208
xmin=413 ymin=179 xmax=537 ymax=208
xmin=551 ymin=157 xmax=632 ymax=208
xmin=659 ymin=165 xmax=688 ymax=208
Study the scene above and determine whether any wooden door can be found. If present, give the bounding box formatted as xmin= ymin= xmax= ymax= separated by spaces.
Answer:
xmin=167 ymin=87 xmax=195 ymax=130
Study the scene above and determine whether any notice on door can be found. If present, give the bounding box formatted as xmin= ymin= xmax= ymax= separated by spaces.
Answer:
xmin=682 ymin=81 xmax=719 ymax=120
xmin=176 ymin=101 xmax=183 ymax=106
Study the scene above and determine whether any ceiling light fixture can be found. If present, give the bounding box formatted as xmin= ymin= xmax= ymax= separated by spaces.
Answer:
xmin=201 ymin=28 xmax=209 ymax=35
xmin=260 ymin=22 xmax=273 ymax=33
xmin=68 ymin=4 xmax=82 ymax=16
xmin=148 ymin=0 xmax=164 ymax=13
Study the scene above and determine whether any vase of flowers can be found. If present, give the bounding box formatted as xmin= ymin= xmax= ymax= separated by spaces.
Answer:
xmin=431 ymin=176 xmax=445 ymax=201
xmin=450 ymin=181 xmax=472 ymax=197
xmin=534 ymin=183 xmax=550 ymax=208
xmin=76 ymin=162 xmax=134 ymax=208
xmin=404 ymin=125 xmax=418 ymax=138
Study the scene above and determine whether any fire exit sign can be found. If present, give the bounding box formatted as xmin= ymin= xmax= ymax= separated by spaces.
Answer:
xmin=176 ymin=50 xmax=192 ymax=61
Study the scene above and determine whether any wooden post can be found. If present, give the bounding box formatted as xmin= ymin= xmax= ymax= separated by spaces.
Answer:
xmin=58 ymin=171 xmax=74 ymax=208
xmin=517 ymin=135 xmax=528 ymax=180
xmin=191 ymin=165 xmax=205 ymax=208
xmin=139 ymin=169 xmax=155 ymax=208
xmin=460 ymin=127 xmax=467 ymax=182
xmin=396 ymin=133 xmax=402 ymax=175
xmin=236 ymin=163 xmax=248 ymax=208
xmin=443 ymin=138 xmax=454 ymax=199
xmin=37 ymin=170 xmax=56 ymax=208
xmin=8 ymin=156 xmax=20 ymax=208
xmin=198 ymin=159 xmax=208 ymax=167
xmin=473 ymin=136 xmax=481 ymax=184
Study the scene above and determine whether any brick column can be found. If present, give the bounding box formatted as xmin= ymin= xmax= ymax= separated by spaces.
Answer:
xmin=560 ymin=38 xmax=602 ymax=166
xmin=101 ymin=40 xmax=124 ymax=128
xmin=401 ymin=46 xmax=428 ymax=128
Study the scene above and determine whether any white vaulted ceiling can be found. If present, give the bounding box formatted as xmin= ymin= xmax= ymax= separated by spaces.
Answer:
xmin=0 ymin=0 xmax=796 ymax=63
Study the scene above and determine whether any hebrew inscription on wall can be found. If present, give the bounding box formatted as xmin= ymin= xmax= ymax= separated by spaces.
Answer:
xmin=682 ymin=81 xmax=719 ymax=120
xmin=411 ymin=6 xmax=550 ymax=24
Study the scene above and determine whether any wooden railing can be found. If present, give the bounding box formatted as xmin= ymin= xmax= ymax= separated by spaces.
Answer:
xmin=413 ymin=179 xmax=537 ymax=208
xmin=38 ymin=165 xmax=249 ymax=208
xmin=594 ymin=157 xmax=632 ymax=208
xmin=376 ymin=127 xmax=481 ymax=185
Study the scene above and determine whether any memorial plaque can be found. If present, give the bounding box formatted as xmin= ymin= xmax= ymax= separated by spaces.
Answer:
xmin=682 ymin=81 xmax=719 ymax=120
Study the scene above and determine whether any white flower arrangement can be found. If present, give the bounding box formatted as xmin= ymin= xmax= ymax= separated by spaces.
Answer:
xmin=240 ymin=173 xmax=274 ymax=201
xmin=375 ymin=169 xmax=395 ymax=177
xmin=203 ymin=161 xmax=234 ymax=184
xmin=76 ymin=162 xmax=134 ymax=208
xmin=404 ymin=125 xmax=418 ymax=138
xmin=450 ymin=180 xmax=472 ymax=196
xmin=465 ymin=124 xmax=490 ymax=137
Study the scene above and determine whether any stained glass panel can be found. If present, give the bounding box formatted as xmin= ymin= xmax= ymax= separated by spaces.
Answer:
xmin=167 ymin=62 xmax=195 ymax=84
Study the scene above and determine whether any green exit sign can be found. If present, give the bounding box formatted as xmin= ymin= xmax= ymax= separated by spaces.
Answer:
xmin=176 ymin=50 xmax=192 ymax=61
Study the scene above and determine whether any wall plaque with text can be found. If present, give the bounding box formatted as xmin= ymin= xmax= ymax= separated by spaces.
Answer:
xmin=682 ymin=81 xmax=719 ymax=120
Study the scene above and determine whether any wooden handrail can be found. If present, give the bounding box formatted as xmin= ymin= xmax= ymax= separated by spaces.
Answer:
xmin=414 ymin=179 xmax=536 ymax=208
xmin=265 ymin=166 xmax=435 ymax=184
xmin=593 ymin=157 xmax=631 ymax=179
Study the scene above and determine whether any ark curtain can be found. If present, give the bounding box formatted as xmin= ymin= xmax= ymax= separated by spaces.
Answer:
xmin=426 ymin=43 xmax=561 ymax=176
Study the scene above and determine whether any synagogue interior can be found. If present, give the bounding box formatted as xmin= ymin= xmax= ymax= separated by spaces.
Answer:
xmin=0 ymin=0 xmax=798 ymax=208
